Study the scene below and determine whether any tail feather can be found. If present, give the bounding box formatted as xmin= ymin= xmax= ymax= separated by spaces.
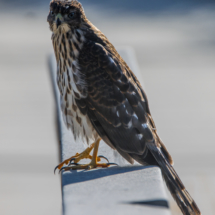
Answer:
xmin=147 ymin=142 xmax=201 ymax=215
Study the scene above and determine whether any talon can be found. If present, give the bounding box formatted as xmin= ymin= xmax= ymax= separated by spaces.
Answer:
xmin=54 ymin=139 xmax=114 ymax=172
xmin=59 ymin=166 xmax=69 ymax=174
xmin=98 ymin=155 xmax=109 ymax=163
xmin=59 ymin=167 xmax=65 ymax=174
xmin=69 ymin=158 xmax=76 ymax=165
xmin=69 ymin=162 xmax=79 ymax=166
xmin=59 ymin=168 xmax=64 ymax=174
xmin=54 ymin=143 xmax=96 ymax=174
xmin=107 ymin=163 xmax=118 ymax=167
xmin=54 ymin=165 xmax=59 ymax=174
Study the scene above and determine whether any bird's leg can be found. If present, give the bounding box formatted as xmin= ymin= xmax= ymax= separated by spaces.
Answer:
xmin=59 ymin=138 xmax=117 ymax=172
xmin=55 ymin=142 xmax=96 ymax=172
xmin=86 ymin=138 xmax=109 ymax=169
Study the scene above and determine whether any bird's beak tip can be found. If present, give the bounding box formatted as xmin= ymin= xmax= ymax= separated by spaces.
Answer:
xmin=56 ymin=18 xmax=61 ymax=28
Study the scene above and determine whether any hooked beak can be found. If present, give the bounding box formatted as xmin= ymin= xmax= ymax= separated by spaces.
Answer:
xmin=56 ymin=18 xmax=61 ymax=28
xmin=55 ymin=13 xmax=63 ymax=28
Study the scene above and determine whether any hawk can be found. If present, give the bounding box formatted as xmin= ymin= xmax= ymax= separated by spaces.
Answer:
xmin=47 ymin=1 xmax=201 ymax=214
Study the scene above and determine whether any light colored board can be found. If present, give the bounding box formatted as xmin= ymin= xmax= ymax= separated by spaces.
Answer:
xmin=49 ymin=47 xmax=171 ymax=215
xmin=62 ymin=166 xmax=170 ymax=215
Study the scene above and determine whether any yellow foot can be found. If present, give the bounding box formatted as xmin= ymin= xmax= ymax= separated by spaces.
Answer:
xmin=54 ymin=138 xmax=111 ymax=174
xmin=55 ymin=138 xmax=118 ymax=173
xmin=60 ymin=160 xmax=118 ymax=172
xmin=54 ymin=154 xmax=110 ymax=174
xmin=54 ymin=146 xmax=94 ymax=173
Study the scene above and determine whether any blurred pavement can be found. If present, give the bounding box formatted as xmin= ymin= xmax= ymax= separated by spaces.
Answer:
xmin=0 ymin=1 xmax=215 ymax=215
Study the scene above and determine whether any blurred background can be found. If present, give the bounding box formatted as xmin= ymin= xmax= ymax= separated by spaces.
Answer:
xmin=0 ymin=0 xmax=215 ymax=214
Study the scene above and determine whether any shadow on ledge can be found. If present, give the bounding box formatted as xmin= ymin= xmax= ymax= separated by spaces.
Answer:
xmin=62 ymin=165 xmax=159 ymax=186
xmin=125 ymin=199 xmax=169 ymax=208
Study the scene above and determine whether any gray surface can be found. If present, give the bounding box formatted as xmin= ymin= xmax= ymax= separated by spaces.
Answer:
xmin=0 ymin=12 xmax=61 ymax=215
xmin=49 ymin=48 xmax=171 ymax=215
xmin=62 ymin=167 xmax=170 ymax=215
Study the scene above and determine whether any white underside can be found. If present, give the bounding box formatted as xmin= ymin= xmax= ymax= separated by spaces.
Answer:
xmin=54 ymin=27 xmax=98 ymax=145
xmin=59 ymin=58 xmax=97 ymax=145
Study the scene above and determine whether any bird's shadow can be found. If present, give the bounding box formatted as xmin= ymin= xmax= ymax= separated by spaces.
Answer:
xmin=62 ymin=165 xmax=169 ymax=209
xmin=62 ymin=165 xmax=157 ymax=186
xmin=125 ymin=199 xmax=169 ymax=209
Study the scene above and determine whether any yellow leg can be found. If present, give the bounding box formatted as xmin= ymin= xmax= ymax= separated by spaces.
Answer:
xmin=55 ymin=142 xmax=100 ymax=173
xmin=90 ymin=137 xmax=100 ymax=167
xmin=58 ymin=138 xmax=117 ymax=172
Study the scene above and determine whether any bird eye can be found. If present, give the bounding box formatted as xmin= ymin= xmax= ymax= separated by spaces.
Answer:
xmin=68 ymin=12 xmax=75 ymax=19
xmin=50 ymin=11 xmax=55 ymax=16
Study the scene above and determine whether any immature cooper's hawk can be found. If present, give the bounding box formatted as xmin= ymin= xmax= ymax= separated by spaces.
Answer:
xmin=47 ymin=1 xmax=201 ymax=214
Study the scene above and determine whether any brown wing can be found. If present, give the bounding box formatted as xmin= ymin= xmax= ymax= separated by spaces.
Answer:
xmin=76 ymin=41 xmax=201 ymax=215
xmin=77 ymin=41 xmax=169 ymax=160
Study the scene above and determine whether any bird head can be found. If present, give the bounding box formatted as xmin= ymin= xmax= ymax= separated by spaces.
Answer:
xmin=47 ymin=0 xmax=86 ymax=33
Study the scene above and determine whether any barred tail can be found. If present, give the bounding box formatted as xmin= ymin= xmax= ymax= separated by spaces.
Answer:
xmin=163 ymin=174 xmax=200 ymax=215
xmin=147 ymin=143 xmax=201 ymax=215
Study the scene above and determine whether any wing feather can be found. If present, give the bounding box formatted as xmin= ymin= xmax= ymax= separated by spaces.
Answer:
xmin=76 ymin=23 xmax=201 ymax=215
xmin=77 ymin=40 xmax=201 ymax=215
xmin=78 ymin=41 xmax=154 ymax=155
xmin=78 ymin=39 xmax=173 ymax=163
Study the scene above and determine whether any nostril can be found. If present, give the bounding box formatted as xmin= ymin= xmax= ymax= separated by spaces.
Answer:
xmin=56 ymin=18 xmax=61 ymax=28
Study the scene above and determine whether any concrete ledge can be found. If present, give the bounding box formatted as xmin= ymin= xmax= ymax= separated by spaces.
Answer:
xmin=62 ymin=166 xmax=170 ymax=215
xmin=48 ymin=47 xmax=171 ymax=215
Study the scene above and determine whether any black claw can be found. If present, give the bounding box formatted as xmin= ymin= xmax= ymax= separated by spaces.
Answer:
xmin=59 ymin=166 xmax=68 ymax=174
xmin=54 ymin=165 xmax=59 ymax=174
xmin=69 ymin=162 xmax=79 ymax=166
xmin=69 ymin=158 xmax=76 ymax=165
xmin=107 ymin=163 xmax=118 ymax=166
xmin=98 ymin=155 xmax=109 ymax=163
xmin=59 ymin=163 xmax=80 ymax=174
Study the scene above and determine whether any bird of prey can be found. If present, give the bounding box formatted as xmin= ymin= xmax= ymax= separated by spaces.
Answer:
xmin=47 ymin=0 xmax=201 ymax=214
